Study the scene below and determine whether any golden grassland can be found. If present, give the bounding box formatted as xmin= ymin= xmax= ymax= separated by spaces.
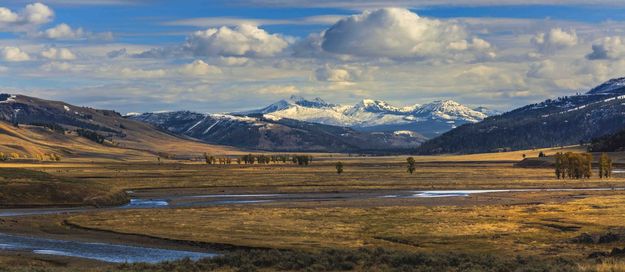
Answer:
xmin=67 ymin=193 xmax=625 ymax=260
xmin=3 ymin=147 xmax=622 ymax=194
xmin=0 ymin=121 xmax=242 ymax=163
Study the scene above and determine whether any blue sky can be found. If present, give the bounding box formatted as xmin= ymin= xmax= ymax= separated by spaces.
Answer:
xmin=2 ymin=1 xmax=625 ymax=113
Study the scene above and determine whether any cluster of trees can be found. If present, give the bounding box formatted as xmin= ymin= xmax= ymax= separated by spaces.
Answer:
xmin=76 ymin=129 xmax=106 ymax=144
xmin=201 ymin=154 xmax=314 ymax=166
xmin=0 ymin=152 xmax=61 ymax=162
xmin=554 ymin=152 xmax=593 ymax=179
xmin=203 ymin=153 xmax=232 ymax=165
xmin=599 ymin=153 xmax=613 ymax=179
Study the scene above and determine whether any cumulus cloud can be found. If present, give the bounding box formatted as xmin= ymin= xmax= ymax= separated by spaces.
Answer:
xmin=318 ymin=8 xmax=493 ymax=59
xmin=34 ymin=23 xmax=114 ymax=41
xmin=531 ymin=28 xmax=578 ymax=53
xmin=179 ymin=60 xmax=222 ymax=76
xmin=40 ymin=47 xmax=77 ymax=60
xmin=0 ymin=47 xmax=30 ymax=62
xmin=0 ymin=3 xmax=53 ymax=31
xmin=136 ymin=24 xmax=289 ymax=58
xmin=586 ymin=36 xmax=625 ymax=60
xmin=183 ymin=24 xmax=289 ymax=57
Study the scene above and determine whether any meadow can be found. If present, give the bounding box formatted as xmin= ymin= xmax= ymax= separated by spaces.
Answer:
xmin=1 ymin=147 xmax=625 ymax=271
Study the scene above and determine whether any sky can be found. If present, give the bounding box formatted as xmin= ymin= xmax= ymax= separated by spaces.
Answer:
xmin=3 ymin=1 xmax=625 ymax=113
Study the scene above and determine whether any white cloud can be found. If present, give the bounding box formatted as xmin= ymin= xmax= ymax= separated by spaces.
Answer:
xmin=318 ymin=8 xmax=493 ymax=59
xmin=586 ymin=36 xmax=625 ymax=60
xmin=531 ymin=28 xmax=578 ymax=53
xmin=22 ymin=3 xmax=54 ymax=25
xmin=179 ymin=60 xmax=222 ymax=76
xmin=35 ymin=23 xmax=113 ymax=41
xmin=0 ymin=46 xmax=30 ymax=62
xmin=40 ymin=47 xmax=77 ymax=60
xmin=183 ymin=24 xmax=290 ymax=57
xmin=0 ymin=3 xmax=54 ymax=32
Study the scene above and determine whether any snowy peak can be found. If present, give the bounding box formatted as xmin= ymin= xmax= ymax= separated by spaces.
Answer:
xmin=288 ymin=95 xmax=333 ymax=108
xmin=587 ymin=77 xmax=625 ymax=95
xmin=350 ymin=99 xmax=403 ymax=114
xmin=413 ymin=100 xmax=487 ymax=122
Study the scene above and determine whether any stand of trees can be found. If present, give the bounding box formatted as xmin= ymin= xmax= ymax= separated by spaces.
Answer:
xmin=554 ymin=152 xmax=592 ymax=179
xmin=599 ymin=153 xmax=613 ymax=179
xmin=76 ymin=129 xmax=105 ymax=144
xmin=201 ymin=154 xmax=314 ymax=166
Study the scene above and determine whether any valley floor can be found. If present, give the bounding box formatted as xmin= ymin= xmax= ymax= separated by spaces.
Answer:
xmin=1 ymin=147 xmax=625 ymax=271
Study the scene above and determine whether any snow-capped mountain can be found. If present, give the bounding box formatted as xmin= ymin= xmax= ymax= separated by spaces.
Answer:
xmin=418 ymin=76 xmax=625 ymax=154
xmin=239 ymin=95 xmax=491 ymax=138
xmin=128 ymin=111 xmax=425 ymax=152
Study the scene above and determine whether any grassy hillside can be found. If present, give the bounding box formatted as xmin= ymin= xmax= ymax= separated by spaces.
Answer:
xmin=0 ymin=94 xmax=243 ymax=161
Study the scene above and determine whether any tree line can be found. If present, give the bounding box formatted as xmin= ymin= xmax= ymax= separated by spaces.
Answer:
xmin=203 ymin=153 xmax=314 ymax=166
xmin=0 ymin=152 xmax=61 ymax=162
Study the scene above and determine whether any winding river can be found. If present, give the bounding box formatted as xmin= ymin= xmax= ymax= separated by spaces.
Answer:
xmin=1 ymin=187 xmax=624 ymax=264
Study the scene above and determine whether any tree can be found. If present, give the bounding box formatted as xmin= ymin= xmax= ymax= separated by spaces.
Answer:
xmin=599 ymin=153 xmax=613 ymax=179
xmin=406 ymin=157 xmax=416 ymax=174
xmin=538 ymin=151 xmax=546 ymax=158
xmin=554 ymin=153 xmax=563 ymax=179
xmin=335 ymin=161 xmax=344 ymax=175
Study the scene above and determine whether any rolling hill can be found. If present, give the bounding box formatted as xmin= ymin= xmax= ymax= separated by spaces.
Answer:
xmin=0 ymin=94 xmax=239 ymax=161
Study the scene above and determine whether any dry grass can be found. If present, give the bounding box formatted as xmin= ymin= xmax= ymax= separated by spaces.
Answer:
xmin=6 ymin=153 xmax=622 ymax=194
xmin=68 ymin=193 xmax=625 ymax=261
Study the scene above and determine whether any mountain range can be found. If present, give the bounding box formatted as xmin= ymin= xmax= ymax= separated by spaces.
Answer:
xmin=417 ymin=77 xmax=625 ymax=154
xmin=129 ymin=111 xmax=425 ymax=153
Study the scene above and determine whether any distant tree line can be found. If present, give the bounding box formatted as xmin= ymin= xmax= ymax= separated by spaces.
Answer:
xmin=201 ymin=153 xmax=314 ymax=166
xmin=0 ymin=152 xmax=61 ymax=162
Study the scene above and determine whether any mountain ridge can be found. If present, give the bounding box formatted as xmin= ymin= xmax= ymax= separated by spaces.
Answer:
xmin=236 ymin=95 xmax=492 ymax=138
xmin=417 ymin=77 xmax=625 ymax=154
